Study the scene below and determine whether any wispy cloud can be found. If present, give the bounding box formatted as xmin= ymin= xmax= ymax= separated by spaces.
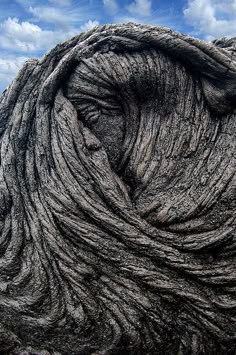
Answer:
xmin=127 ymin=0 xmax=152 ymax=17
xmin=103 ymin=0 xmax=119 ymax=15
xmin=0 ymin=54 xmax=29 ymax=89
xmin=215 ymin=0 xmax=236 ymax=14
xmin=184 ymin=0 xmax=236 ymax=40
xmin=80 ymin=19 xmax=99 ymax=32
xmin=2 ymin=0 xmax=234 ymax=94
xmin=28 ymin=5 xmax=93 ymax=28
xmin=0 ymin=0 xmax=102 ymax=92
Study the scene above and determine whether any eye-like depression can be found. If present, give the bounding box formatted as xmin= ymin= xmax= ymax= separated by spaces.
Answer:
xmin=0 ymin=23 xmax=236 ymax=355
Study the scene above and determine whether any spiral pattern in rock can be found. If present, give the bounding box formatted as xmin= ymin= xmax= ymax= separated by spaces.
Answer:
xmin=0 ymin=23 xmax=236 ymax=355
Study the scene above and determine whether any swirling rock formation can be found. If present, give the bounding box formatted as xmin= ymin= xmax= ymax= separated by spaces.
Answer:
xmin=0 ymin=23 xmax=236 ymax=355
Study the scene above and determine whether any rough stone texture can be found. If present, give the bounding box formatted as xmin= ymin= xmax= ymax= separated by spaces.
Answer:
xmin=0 ymin=23 xmax=236 ymax=354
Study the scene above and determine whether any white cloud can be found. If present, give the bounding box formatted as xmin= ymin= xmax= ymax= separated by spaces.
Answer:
xmin=0 ymin=16 xmax=99 ymax=92
xmin=103 ymin=0 xmax=118 ymax=15
xmin=215 ymin=0 xmax=236 ymax=13
xmin=80 ymin=20 xmax=99 ymax=32
xmin=29 ymin=6 xmax=83 ymax=28
xmin=0 ymin=56 xmax=28 ymax=77
xmin=184 ymin=0 xmax=236 ymax=40
xmin=1 ymin=17 xmax=42 ymax=42
xmin=0 ymin=17 xmax=79 ymax=53
xmin=127 ymin=0 xmax=152 ymax=17
xmin=0 ymin=55 xmax=28 ymax=91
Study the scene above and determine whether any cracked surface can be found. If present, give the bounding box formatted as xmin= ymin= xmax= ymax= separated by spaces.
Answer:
xmin=0 ymin=23 xmax=236 ymax=355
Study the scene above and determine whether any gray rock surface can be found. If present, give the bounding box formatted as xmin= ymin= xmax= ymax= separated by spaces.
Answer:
xmin=0 ymin=23 xmax=236 ymax=354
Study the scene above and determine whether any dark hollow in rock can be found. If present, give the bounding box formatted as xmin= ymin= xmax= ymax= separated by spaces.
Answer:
xmin=0 ymin=23 xmax=236 ymax=355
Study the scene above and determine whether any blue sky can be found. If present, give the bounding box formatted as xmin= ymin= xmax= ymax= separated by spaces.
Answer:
xmin=0 ymin=0 xmax=236 ymax=93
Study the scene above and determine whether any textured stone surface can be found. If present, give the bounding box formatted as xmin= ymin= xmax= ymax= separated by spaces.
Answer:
xmin=0 ymin=23 xmax=236 ymax=354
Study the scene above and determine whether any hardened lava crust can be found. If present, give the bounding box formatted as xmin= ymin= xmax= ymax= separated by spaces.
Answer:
xmin=0 ymin=23 xmax=236 ymax=354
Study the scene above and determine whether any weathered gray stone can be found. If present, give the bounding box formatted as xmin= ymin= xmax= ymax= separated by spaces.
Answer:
xmin=0 ymin=23 xmax=236 ymax=354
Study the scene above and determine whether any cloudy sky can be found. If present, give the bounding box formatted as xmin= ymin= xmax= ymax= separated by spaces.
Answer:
xmin=0 ymin=0 xmax=236 ymax=93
